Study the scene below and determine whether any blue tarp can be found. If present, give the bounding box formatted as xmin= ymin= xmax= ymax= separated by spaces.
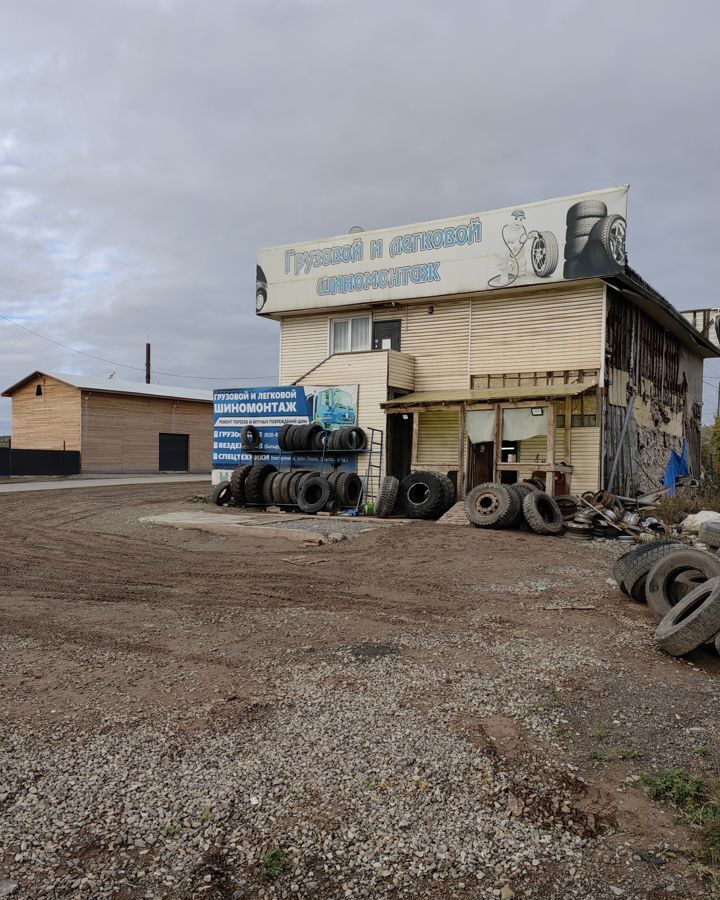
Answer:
xmin=663 ymin=440 xmax=689 ymax=493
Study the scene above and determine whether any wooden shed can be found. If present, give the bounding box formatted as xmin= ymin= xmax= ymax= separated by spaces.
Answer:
xmin=1 ymin=372 xmax=212 ymax=474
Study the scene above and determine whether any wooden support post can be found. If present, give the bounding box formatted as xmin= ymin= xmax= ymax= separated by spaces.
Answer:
xmin=493 ymin=404 xmax=502 ymax=483
xmin=564 ymin=395 xmax=572 ymax=461
xmin=457 ymin=406 xmax=466 ymax=499
xmin=546 ymin=402 xmax=556 ymax=497
xmin=411 ymin=412 xmax=419 ymax=466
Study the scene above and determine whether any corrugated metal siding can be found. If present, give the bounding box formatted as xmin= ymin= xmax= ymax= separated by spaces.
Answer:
xmin=387 ymin=350 xmax=415 ymax=390
xmin=470 ymin=283 xmax=604 ymax=374
xmin=279 ymin=314 xmax=330 ymax=383
xmin=416 ymin=411 xmax=459 ymax=466
xmin=402 ymin=299 xmax=471 ymax=391
xmin=516 ymin=428 xmax=599 ymax=493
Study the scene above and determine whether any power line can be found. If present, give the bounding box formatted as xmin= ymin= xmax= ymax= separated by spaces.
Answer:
xmin=0 ymin=311 xmax=277 ymax=382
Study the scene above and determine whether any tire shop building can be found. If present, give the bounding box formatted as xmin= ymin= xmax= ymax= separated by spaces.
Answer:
xmin=2 ymin=371 xmax=213 ymax=474
xmin=256 ymin=187 xmax=717 ymax=500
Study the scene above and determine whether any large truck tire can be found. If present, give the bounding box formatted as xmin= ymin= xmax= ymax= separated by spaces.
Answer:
xmin=229 ymin=464 xmax=253 ymax=505
xmin=244 ymin=464 xmax=276 ymax=506
xmin=375 ymin=476 xmax=400 ymax=518
xmin=464 ymin=483 xmax=519 ymax=528
xmin=656 ymin=578 xmax=720 ymax=657
xmin=522 ymin=492 xmax=564 ymax=535
xmin=400 ymin=472 xmax=448 ymax=520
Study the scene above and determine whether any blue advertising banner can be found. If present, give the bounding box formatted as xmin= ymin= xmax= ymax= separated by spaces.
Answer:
xmin=212 ymin=385 xmax=358 ymax=475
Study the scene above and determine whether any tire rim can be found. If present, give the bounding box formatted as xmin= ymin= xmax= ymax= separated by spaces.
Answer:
xmin=609 ymin=219 xmax=626 ymax=264
xmin=474 ymin=491 xmax=499 ymax=515
xmin=407 ymin=483 xmax=430 ymax=506
xmin=531 ymin=236 xmax=546 ymax=273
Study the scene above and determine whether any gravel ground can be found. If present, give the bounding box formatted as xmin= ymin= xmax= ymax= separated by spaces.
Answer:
xmin=259 ymin=517 xmax=388 ymax=538
xmin=1 ymin=484 xmax=719 ymax=899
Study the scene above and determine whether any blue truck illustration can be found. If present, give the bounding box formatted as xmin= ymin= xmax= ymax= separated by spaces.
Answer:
xmin=311 ymin=387 xmax=356 ymax=429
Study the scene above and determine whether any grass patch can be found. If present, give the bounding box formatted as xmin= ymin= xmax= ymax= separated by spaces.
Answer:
xmin=641 ymin=768 xmax=720 ymax=872
xmin=262 ymin=848 xmax=285 ymax=881
xmin=694 ymin=746 xmax=710 ymax=758
xmin=617 ymin=747 xmax=644 ymax=761
xmin=588 ymin=749 xmax=607 ymax=761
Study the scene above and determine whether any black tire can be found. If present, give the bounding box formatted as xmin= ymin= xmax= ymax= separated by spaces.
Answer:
xmin=262 ymin=471 xmax=278 ymax=507
xmin=327 ymin=467 xmax=344 ymax=488
xmin=646 ymin=549 xmax=720 ymax=622
xmin=229 ymin=464 xmax=253 ymax=505
xmin=241 ymin=425 xmax=261 ymax=450
xmin=278 ymin=424 xmax=292 ymax=451
xmin=437 ymin=473 xmax=456 ymax=512
xmin=564 ymin=236 xmax=590 ymax=261
xmin=289 ymin=470 xmax=311 ymax=505
xmin=611 ymin=541 xmax=682 ymax=596
xmin=304 ymin=424 xmax=322 ymax=450
xmin=334 ymin=471 xmax=363 ymax=507
xmin=311 ymin=429 xmax=329 ymax=452
xmin=333 ymin=426 xmax=366 ymax=451
xmin=566 ymin=199 xmax=608 ymax=224
xmin=290 ymin=425 xmax=308 ymax=451
xmin=244 ymin=464 xmax=276 ymax=506
xmin=699 ymin=521 xmax=720 ymax=548
xmin=655 ymin=578 xmax=720 ymax=657
xmin=272 ymin=470 xmax=286 ymax=505
xmin=297 ymin=475 xmax=333 ymax=514
xmin=375 ymin=476 xmax=400 ymax=518
xmin=622 ymin=542 xmax=687 ymax=603
xmin=522 ymin=492 xmax=564 ymax=535
xmin=554 ymin=495 xmax=579 ymax=520
xmin=326 ymin=430 xmax=338 ymax=451
xmin=530 ymin=231 xmax=558 ymax=278
xmin=286 ymin=425 xmax=302 ymax=452
xmin=585 ymin=215 xmax=627 ymax=271
xmin=212 ymin=481 xmax=233 ymax=507
xmin=464 ymin=483 xmax=519 ymax=528
xmin=400 ymin=471 xmax=448 ymax=520
xmin=525 ymin=478 xmax=545 ymax=491
xmin=277 ymin=471 xmax=293 ymax=506
xmin=565 ymin=217 xmax=602 ymax=241
xmin=509 ymin=482 xmax=536 ymax=502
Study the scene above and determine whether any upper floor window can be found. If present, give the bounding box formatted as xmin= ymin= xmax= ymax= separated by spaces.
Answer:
xmin=330 ymin=315 xmax=370 ymax=354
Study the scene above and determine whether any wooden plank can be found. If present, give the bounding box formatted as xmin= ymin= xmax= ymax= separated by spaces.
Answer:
xmin=546 ymin=402 xmax=556 ymax=496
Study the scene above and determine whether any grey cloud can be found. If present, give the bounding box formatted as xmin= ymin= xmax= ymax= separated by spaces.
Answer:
xmin=1 ymin=0 xmax=719 ymax=432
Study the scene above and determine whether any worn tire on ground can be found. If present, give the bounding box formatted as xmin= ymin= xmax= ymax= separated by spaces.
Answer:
xmin=622 ymin=542 xmax=687 ymax=603
xmin=244 ymin=464 xmax=276 ymax=506
xmin=375 ymin=476 xmax=400 ymax=518
xmin=437 ymin=473 xmax=456 ymax=513
xmin=509 ymin=482 xmax=536 ymax=503
xmin=655 ymin=577 xmax=720 ymax=656
xmin=611 ymin=540 xmax=681 ymax=595
xmin=297 ymin=475 xmax=333 ymax=514
xmin=522 ymin=492 xmax=564 ymax=535
xmin=646 ymin=549 xmax=720 ymax=621
xmin=229 ymin=464 xmax=253 ymax=505
xmin=464 ymin=483 xmax=519 ymax=528
xmin=400 ymin=472 xmax=448 ymax=520
xmin=211 ymin=482 xmax=233 ymax=507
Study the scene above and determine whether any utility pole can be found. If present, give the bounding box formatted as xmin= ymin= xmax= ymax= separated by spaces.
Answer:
xmin=145 ymin=343 xmax=151 ymax=384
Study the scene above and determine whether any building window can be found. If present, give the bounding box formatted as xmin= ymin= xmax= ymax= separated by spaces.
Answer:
xmin=35 ymin=384 xmax=43 ymax=396
xmin=556 ymin=394 xmax=597 ymax=429
xmin=330 ymin=315 xmax=371 ymax=354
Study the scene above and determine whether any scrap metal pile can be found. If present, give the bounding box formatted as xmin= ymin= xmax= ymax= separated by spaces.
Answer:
xmin=612 ymin=540 xmax=720 ymax=659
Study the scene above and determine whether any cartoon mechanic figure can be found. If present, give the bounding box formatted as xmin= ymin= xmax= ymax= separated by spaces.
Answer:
xmin=492 ymin=209 xmax=535 ymax=286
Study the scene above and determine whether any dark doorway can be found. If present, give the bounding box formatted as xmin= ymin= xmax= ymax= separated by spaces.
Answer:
xmin=386 ymin=413 xmax=413 ymax=480
xmin=159 ymin=433 xmax=189 ymax=471
xmin=470 ymin=442 xmax=494 ymax=489
xmin=373 ymin=319 xmax=401 ymax=351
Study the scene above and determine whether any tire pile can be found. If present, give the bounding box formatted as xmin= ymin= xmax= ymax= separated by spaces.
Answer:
xmin=373 ymin=471 xmax=456 ymax=520
xmin=277 ymin=424 xmax=366 ymax=452
xmin=213 ymin=462 xmax=363 ymax=514
xmin=565 ymin=489 xmax=671 ymax=542
xmin=613 ymin=540 xmax=720 ymax=658
xmin=564 ymin=199 xmax=627 ymax=279
xmin=464 ymin=481 xmax=564 ymax=535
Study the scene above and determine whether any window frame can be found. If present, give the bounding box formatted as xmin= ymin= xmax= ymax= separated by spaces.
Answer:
xmin=329 ymin=313 xmax=372 ymax=355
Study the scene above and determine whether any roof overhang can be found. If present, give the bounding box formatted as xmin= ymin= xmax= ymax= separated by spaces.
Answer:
xmin=605 ymin=268 xmax=720 ymax=359
xmin=382 ymin=381 xmax=597 ymax=411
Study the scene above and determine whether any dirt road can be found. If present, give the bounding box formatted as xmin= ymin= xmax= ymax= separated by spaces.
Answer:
xmin=1 ymin=485 xmax=719 ymax=899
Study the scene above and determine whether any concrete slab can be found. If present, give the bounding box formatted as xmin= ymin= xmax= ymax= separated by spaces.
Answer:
xmin=140 ymin=510 xmax=337 ymax=543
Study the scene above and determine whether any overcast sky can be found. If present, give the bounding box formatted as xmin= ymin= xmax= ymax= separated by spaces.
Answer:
xmin=1 ymin=0 xmax=719 ymax=434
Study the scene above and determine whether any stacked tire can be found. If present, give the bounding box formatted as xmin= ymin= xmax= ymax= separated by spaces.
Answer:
xmin=564 ymin=200 xmax=627 ymax=280
xmin=398 ymin=471 xmax=455 ymax=520
xmin=277 ymin=424 xmax=366 ymax=453
xmin=327 ymin=468 xmax=363 ymax=508
xmin=612 ymin=541 xmax=720 ymax=658
xmin=463 ymin=482 xmax=563 ymax=535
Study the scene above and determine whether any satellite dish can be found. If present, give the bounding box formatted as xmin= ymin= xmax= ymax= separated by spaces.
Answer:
xmin=348 ymin=225 xmax=365 ymax=234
